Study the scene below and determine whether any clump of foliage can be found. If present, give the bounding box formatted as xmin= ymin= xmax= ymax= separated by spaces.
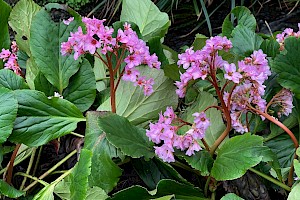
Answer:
xmin=0 ymin=0 xmax=300 ymax=199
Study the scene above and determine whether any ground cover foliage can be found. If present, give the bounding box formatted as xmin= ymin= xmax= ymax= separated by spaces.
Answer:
xmin=0 ymin=0 xmax=300 ymax=199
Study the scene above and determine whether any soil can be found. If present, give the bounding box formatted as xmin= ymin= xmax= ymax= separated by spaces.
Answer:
xmin=3 ymin=0 xmax=300 ymax=199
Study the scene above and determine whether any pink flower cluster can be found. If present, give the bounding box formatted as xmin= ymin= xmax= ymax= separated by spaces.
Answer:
xmin=225 ymin=50 xmax=271 ymax=133
xmin=0 ymin=41 xmax=21 ymax=75
xmin=146 ymin=107 xmax=210 ymax=162
xmin=175 ymin=36 xmax=232 ymax=97
xmin=61 ymin=18 xmax=160 ymax=96
xmin=276 ymin=23 xmax=300 ymax=49
xmin=270 ymin=89 xmax=293 ymax=118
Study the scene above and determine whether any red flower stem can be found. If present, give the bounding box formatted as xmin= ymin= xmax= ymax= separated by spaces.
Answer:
xmin=221 ymin=80 xmax=230 ymax=94
xmin=5 ymin=144 xmax=21 ymax=185
xmin=114 ymin=68 xmax=125 ymax=93
xmin=227 ymin=83 xmax=237 ymax=111
xmin=106 ymin=54 xmax=116 ymax=113
xmin=204 ymin=105 xmax=223 ymax=112
xmin=113 ymin=48 xmax=126 ymax=76
xmin=250 ymin=107 xmax=298 ymax=148
xmin=209 ymin=54 xmax=232 ymax=156
xmin=95 ymin=51 xmax=109 ymax=67
xmin=201 ymin=138 xmax=210 ymax=151
xmin=250 ymin=107 xmax=298 ymax=186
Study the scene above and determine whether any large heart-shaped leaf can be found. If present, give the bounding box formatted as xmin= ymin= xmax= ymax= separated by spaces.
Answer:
xmin=70 ymin=149 xmax=92 ymax=200
xmin=211 ymin=133 xmax=265 ymax=180
xmin=271 ymin=37 xmax=300 ymax=99
xmin=30 ymin=8 xmax=80 ymax=93
xmin=98 ymin=66 xmax=178 ymax=125
xmin=222 ymin=6 xmax=256 ymax=37
xmin=0 ymin=69 xmax=29 ymax=90
xmin=85 ymin=112 xmax=122 ymax=193
xmin=97 ymin=113 xmax=154 ymax=159
xmin=0 ymin=87 xmax=18 ymax=144
xmin=9 ymin=90 xmax=85 ymax=146
xmin=120 ymin=0 xmax=170 ymax=41
xmin=231 ymin=25 xmax=263 ymax=57
xmin=0 ymin=0 xmax=11 ymax=68
xmin=8 ymin=0 xmax=40 ymax=55
xmin=63 ymin=59 xmax=96 ymax=112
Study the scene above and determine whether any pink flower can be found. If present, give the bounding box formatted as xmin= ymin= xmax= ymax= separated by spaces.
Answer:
xmin=193 ymin=112 xmax=210 ymax=130
xmin=0 ymin=49 xmax=11 ymax=61
xmin=270 ymin=89 xmax=294 ymax=117
xmin=224 ymin=63 xmax=242 ymax=83
xmin=154 ymin=143 xmax=175 ymax=163
xmin=124 ymin=54 xmax=142 ymax=68
xmin=122 ymin=67 xmax=140 ymax=82
xmin=186 ymin=140 xmax=201 ymax=156
xmin=63 ymin=17 xmax=74 ymax=25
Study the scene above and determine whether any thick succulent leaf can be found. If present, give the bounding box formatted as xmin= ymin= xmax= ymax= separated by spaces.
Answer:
xmin=9 ymin=90 xmax=85 ymax=146
xmin=85 ymin=112 xmax=122 ymax=193
xmin=30 ymin=8 xmax=80 ymax=92
xmin=265 ymin=134 xmax=295 ymax=168
xmin=211 ymin=133 xmax=265 ymax=181
xmin=0 ymin=0 xmax=11 ymax=69
xmin=120 ymin=0 xmax=170 ymax=40
xmin=231 ymin=25 xmax=263 ymax=57
xmin=0 ymin=87 xmax=18 ymax=144
xmin=180 ymin=91 xmax=226 ymax=147
xmin=288 ymin=183 xmax=300 ymax=200
xmin=25 ymin=58 xmax=39 ymax=90
xmin=8 ymin=0 xmax=40 ymax=55
xmin=222 ymin=6 xmax=256 ymax=37
xmin=111 ymin=179 xmax=207 ymax=200
xmin=181 ymin=150 xmax=214 ymax=176
xmin=98 ymin=66 xmax=178 ymax=125
xmin=271 ymin=37 xmax=300 ymax=98
xmin=70 ymin=149 xmax=92 ymax=200
xmin=0 ymin=179 xmax=25 ymax=198
xmin=97 ymin=113 xmax=154 ymax=159
xmin=0 ymin=69 xmax=28 ymax=90
xmin=132 ymin=157 xmax=191 ymax=190
xmin=63 ymin=59 xmax=96 ymax=112
xmin=88 ymin=137 xmax=122 ymax=193
xmin=221 ymin=193 xmax=244 ymax=200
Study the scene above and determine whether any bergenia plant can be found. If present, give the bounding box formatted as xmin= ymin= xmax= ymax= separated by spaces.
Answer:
xmin=61 ymin=18 xmax=161 ymax=113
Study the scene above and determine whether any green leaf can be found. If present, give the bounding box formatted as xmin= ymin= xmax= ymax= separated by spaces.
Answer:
xmin=181 ymin=150 xmax=214 ymax=176
xmin=148 ymin=36 xmax=168 ymax=67
xmin=180 ymin=91 xmax=226 ymax=147
xmin=94 ymin=51 xmax=108 ymax=92
xmin=8 ymin=0 xmax=40 ymax=56
xmin=63 ymin=59 xmax=96 ymax=112
xmin=152 ymin=195 xmax=174 ymax=200
xmin=0 ymin=0 xmax=11 ymax=69
xmin=163 ymin=64 xmax=180 ymax=81
xmin=265 ymin=134 xmax=295 ymax=168
xmin=0 ymin=88 xmax=18 ymax=144
xmin=221 ymin=193 xmax=244 ymax=200
xmin=192 ymin=34 xmax=208 ymax=50
xmin=271 ymin=37 xmax=300 ymax=98
xmin=211 ymin=133 xmax=265 ymax=181
xmin=231 ymin=25 xmax=263 ymax=57
xmin=222 ymin=6 xmax=256 ymax=37
xmin=288 ymin=183 xmax=300 ymax=200
xmin=89 ymin=137 xmax=122 ymax=193
xmin=98 ymin=113 xmax=154 ymax=159
xmin=30 ymin=8 xmax=80 ymax=92
xmin=111 ymin=179 xmax=207 ymax=200
xmin=70 ymin=149 xmax=92 ymax=200
xmin=25 ymin=58 xmax=39 ymax=90
xmin=85 ymin=112 xmax=122 ymax=193
xmin=54 ymin=176 xmax=109 ymax=200
xmin=33 ymin=184 xmax=55 ymax=200
xmin=294 ymin=159 xmax=300 ymax=178
xmin=260 ymin=39 xmax=280 ymax=58
xmin=98 ymin=66 xmax=178 ymax=125
xmin=34 ymin=73 xmax=57 ymax=97
xmin=0 ymin=69 xmax=29 ymax=90
xmin=120 ymin=0 xmax=170 ymax=41
xmin=0 ymin=179 xmax=24 ymax=198
xmin=9 ymin=90 xmax=85 ymax=146
xmin=132 ymin=157 xmax=191 ymax=190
